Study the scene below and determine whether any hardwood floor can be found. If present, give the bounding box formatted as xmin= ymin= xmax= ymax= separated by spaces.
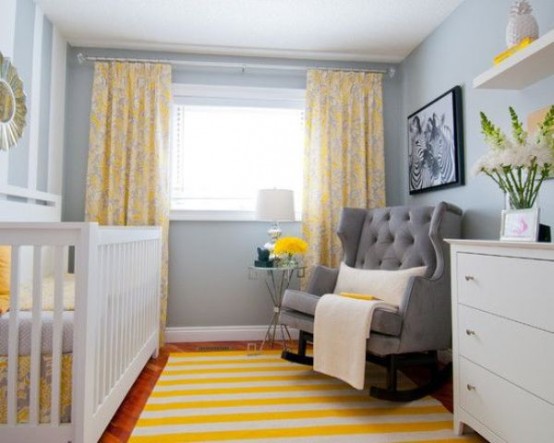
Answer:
xmin=99 ymin=342 xmax=454 ymax=442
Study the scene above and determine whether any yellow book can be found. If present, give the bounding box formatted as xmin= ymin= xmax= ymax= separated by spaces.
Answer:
xmin=339 ymin=292 xmax=380 ymax=301
xmin=493 ymin=37 xmax=535 ymax=65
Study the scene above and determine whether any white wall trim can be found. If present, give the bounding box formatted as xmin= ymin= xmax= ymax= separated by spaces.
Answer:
xmin=0 ymin=0 xmax=17 ymax=191
xmin=172 ymin=84 xmax=305 ymax=102
xmin=47 ymin=27 xmax=67 ymax=195
xmin=27 ymin=5 xmax=44 ymax=191
xmin=165 ymin=325 xmax=299 ymax=343
xmin=0 ymin=184 xmax=60 ymax=205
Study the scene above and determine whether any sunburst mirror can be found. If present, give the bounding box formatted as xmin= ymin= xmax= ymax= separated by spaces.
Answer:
xmin=0 ymin=51 xmax=27 ymax=150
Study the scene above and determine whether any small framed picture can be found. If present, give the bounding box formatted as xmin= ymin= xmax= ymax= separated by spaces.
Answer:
xmin=500 ymin=208 xmax=540 ymax=241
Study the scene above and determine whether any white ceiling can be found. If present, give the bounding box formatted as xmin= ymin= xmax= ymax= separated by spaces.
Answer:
xmin=36 ymin=0 xmax=465 ymax=63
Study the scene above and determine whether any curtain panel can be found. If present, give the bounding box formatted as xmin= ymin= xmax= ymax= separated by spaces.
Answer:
xmin=302 ymin=70 xmax=385 ymax=274
xmin=85 ymin=61 xmax=172 ymax=343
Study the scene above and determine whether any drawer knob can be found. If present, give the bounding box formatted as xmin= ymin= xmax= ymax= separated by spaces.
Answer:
xmin=466 ymin=384 xmax=476 ymax=391
xmin=465 ymin=329 xmax=476 ymax=336
xmin=464 ymin=275 xmax=475 ymax=281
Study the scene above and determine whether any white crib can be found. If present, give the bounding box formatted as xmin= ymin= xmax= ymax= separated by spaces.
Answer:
xmin=0 ymin=222 xmax=162 ymax=443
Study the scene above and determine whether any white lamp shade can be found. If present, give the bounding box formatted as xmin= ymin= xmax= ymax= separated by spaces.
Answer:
xmin=255 ymin=189 xmax=295 ymax=221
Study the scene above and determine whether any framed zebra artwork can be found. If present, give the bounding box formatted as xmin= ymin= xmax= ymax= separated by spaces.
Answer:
xmin=408 ymin=86 xmax=464 ymax=194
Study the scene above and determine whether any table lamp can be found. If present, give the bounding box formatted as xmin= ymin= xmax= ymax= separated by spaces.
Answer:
xmin=255 ymin=189 xmax=295 ymax=253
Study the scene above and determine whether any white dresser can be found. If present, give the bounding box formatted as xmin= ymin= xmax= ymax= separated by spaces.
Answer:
xmin=448 ymin=240 xmax=554 ymax=443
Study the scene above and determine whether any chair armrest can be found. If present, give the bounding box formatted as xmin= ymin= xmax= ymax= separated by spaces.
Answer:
xmin=306 ymin=265 xmax=339 ymax=296
xmin=398 ymin=275 xmax=452 ymax=353
xmin=281 ymin=289 xmax=321 ymax=316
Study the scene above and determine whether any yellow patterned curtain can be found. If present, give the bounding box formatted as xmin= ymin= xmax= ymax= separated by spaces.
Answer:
xmin=302 ymin=70 xmax=385 ymax=274
xmin=85 ymin=62 xmax=171 ymax=343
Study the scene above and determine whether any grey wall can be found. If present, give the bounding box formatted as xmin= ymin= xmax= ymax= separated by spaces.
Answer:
xmin=63 ymin=47 xmax=402 ymax=327
xmin=400 ymin=0 xmax=554 ymax=239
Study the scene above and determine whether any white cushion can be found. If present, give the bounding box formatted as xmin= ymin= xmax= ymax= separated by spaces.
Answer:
xmin=333 ymin=263 xmax=427 ymax=306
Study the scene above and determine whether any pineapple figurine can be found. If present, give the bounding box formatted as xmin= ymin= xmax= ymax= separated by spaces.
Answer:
xmin=506 ymin=0 xmax=539 ymax=48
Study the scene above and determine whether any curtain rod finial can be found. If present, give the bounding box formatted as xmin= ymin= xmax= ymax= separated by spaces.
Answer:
xmin=387 ymin=67 xmax=396 ymax=79
xmin=77 ymin=53 xmax=86 ymax=64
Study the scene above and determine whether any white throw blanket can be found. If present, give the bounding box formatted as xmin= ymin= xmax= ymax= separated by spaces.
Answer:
xmin=313 ymin=293 xmax=398 ymax=390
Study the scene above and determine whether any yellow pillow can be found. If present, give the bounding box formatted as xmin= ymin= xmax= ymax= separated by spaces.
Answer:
xmin=0 ymin=246 xmax=11 ymax=314
xmin=339 ymin=292 xmax=380 ymax=301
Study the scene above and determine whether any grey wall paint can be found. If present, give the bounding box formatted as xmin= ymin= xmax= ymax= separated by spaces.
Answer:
xmin=400 ymin=0 xmax=554 ymax=239
xmin=63 ymin=46 xmax=402 ymax=328
xmin=168 ymin=221 xmax=302 ymax=327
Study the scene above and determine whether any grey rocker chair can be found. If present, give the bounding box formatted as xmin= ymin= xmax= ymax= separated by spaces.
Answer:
xmin=279 ymin=202 xmax=462 ymax=401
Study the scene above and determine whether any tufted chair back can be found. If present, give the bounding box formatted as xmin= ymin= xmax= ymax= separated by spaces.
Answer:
xmin=339 ymin=206 xmax=439 ymax=277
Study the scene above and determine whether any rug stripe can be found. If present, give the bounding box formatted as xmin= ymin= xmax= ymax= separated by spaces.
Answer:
xmin=129 ymin=421 xmax=454 ymax=442
xmin=150 ymin=383 xmax=353 ymax=397
xmin=140 ymin=401 xmax=441 ymax=418
xmin=143 ymin=395 xmax=438 ymax=411
xmin=136 ymin=405 xmax=448 ymax=426
xmin=156 ymin=373 xmax=330 ymax=386
xmin=130 ymin=352 xmax=479 ymax=442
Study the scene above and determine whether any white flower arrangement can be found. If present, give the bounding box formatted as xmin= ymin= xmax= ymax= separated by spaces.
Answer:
xmin=472 ymin=106 xmax=554 ymax=209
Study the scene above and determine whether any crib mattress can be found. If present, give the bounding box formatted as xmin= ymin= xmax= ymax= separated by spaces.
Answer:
xmin=0 ymin=311 xmax=74 ymax=356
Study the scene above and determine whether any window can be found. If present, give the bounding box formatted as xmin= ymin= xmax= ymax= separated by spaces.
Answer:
xmin=170 ymin=85 xmax=305 ymax=220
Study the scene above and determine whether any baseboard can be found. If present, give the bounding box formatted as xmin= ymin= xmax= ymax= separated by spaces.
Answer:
xmin=165 ymin=325 xmax=299 ymax=343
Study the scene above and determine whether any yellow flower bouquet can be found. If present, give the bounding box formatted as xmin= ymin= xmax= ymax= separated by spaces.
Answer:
xmin=274 ymin=236 xmax=308 ymax=267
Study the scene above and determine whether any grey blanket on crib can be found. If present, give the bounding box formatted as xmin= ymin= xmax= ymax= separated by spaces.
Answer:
xmin=0 ymin=311 xmax=74 ymax=355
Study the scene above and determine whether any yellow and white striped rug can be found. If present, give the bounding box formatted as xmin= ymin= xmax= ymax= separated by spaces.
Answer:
xmin=129 ymin=351 xmax=483 ymax=443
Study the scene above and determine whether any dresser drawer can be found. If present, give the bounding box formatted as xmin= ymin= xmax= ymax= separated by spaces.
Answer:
xmin=457 ymin=252 xmax=554 ymax=332
xmin=458 ymin=305 xmax=554 ymax=404
xmin=459 ymin=357 xmax=554 ymax=443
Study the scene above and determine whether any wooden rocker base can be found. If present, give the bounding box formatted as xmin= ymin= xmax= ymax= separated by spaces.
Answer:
xmin=366 ymin=351 xmax=451 ymax=402
xmin=281 ymin=350 xmax=314 ymax=366
xmin=280 ymin=331 xmax=451 ymax=402
xmin=370 ymin=362 xmax=452 ymax=402
xmin=281 ymin=330 xmax=314 ymax=365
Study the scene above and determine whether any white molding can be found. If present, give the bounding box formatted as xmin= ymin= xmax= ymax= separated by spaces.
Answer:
xmin=165 ymin=325 xmax=299 ymax=343
xmin=27 ymin=5 xmax=44 ymax=191
xmin=0 ymin=0 xmax=17 ymax=191
xmin=172 ymin=84 xmax=305 ymax=102
xmin=47 ymin=27 xmax=67 ymax=195
xmin=0 ymin=184 xmax=60 ymax=205
xmin=170 ymin=209 xmax=302 ymax=222
xmin=170 ymin=209 xmax=257 ymax=222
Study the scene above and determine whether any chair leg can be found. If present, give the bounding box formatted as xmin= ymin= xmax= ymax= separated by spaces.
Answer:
xmin=370 ymin=352 xmax=452 ymax=402
xmin=386 ymin=355 xmax=398 ymax=392
xmin=281 ymin=331 xmax=314 ymax=366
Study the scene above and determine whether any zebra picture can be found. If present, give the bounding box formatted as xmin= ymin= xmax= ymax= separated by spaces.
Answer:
xmin=408 ymin=86 xmax=464 ymax=194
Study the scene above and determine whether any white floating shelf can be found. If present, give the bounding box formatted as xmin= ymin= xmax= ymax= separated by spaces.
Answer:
xmin=473 ymin=28 xmax=554 ymax=90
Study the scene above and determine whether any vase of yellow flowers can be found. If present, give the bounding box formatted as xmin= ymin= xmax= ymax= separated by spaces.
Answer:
xmin=473 ymin=106 xmax=554 ymax=210
xmin=273 ymin=236 xmax=308 ymax=267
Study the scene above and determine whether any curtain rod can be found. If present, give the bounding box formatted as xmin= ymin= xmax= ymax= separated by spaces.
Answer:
xmin=76 ymin=53 xmax=396 ymax=78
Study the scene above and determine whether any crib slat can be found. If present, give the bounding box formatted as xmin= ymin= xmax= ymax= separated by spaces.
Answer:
xmin=51 ymin=246 xmax=65 ymax=425
xmin=110 ymin=244 xmax=117 ymax=390
xmin=29 ymin=246 xmax=44 ymax=425
xmin=102 ymin=245 xmax=111 ymax=401
xmin=7 ymin=246 xmax=21 ymax=426
xmin=114 ymin=244 xmax=120 ymax=379
xmin=121 ymin=243 xmax=127 ymax=375
xmin=141 ymin=243 xmax=152 ymax=342
xmin=94 ymin=245 xmax=104 ymax=410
